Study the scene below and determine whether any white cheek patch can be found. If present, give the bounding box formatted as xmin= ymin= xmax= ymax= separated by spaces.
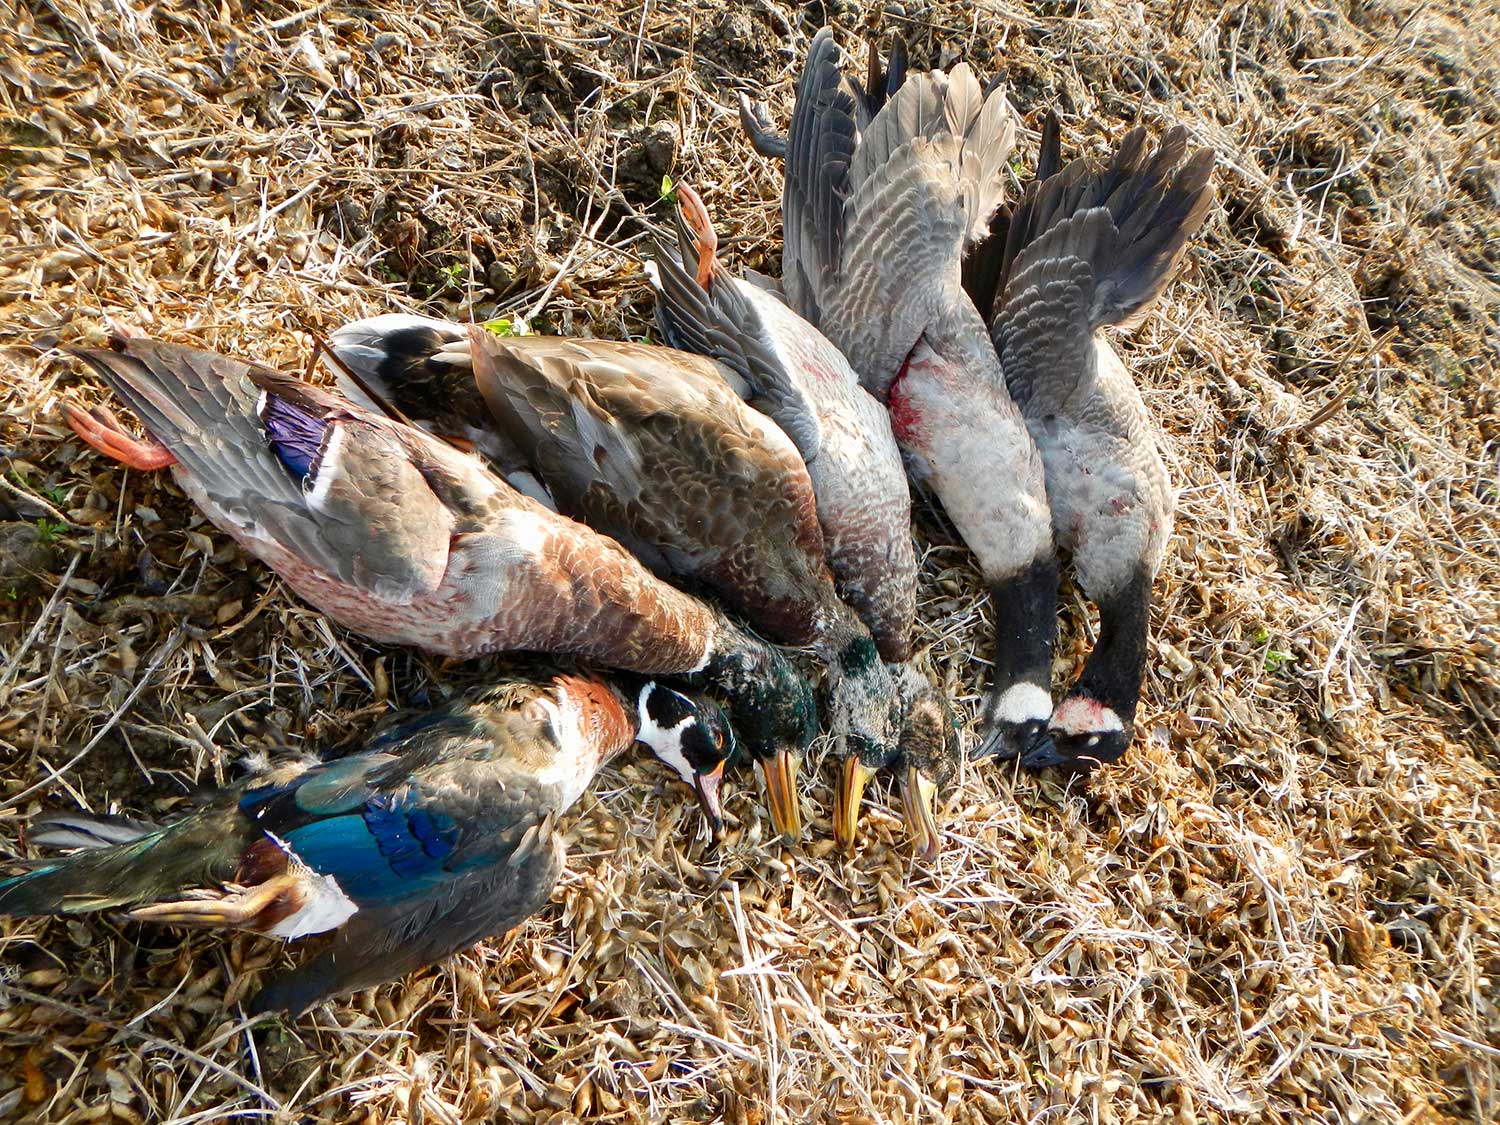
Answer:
xmin=988 ymin=682 xmax=1053 ymax=726
xmin=1050 ymin=697 xmax=1124 ymax=737
xmin=636 ymin=685 xmax=695 ymax=786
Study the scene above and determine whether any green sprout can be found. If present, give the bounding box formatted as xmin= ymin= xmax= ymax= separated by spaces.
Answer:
xmin=483 ymin=317 xmax=531 ymax=338
xmin=434 ymin=262 xmax=464 ymax=294
xmin=33 ymin=518 xmax=66 ymax=544
xmin=1264 ymin=648 xmax=1294 ymax=673
xmin=660 ymin=173 xmax=677 ymax=202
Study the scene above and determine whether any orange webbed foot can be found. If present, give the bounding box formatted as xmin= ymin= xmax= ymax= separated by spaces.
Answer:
xmin=675 ymin=183 xmax=720 ymax=290
xmin=65 ymin=404 xmax=176 ymax=470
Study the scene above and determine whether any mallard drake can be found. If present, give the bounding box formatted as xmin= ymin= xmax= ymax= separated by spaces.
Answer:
xmin=0 ymin=673 xmax=735 ymax=1013
xmin=964 ymin=113 xmax=1215 ymax=768
xmin=469 ymin=332 xmax=920 ymax=842
xmin=834 ymin=660 xmax=959 ymax=862
xmin=62 ymin=331 xmax=815 ymax=840
xmin=741 ymin=30 xmax=1061 ymax=768
xmin=647 ymin=185 xmax=959 ymax=855
xmin=330 ymin=316 xmax=960 ymax=858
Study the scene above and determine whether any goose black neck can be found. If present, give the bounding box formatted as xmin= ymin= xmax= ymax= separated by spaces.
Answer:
xmin=989 ymin=555 xmax=1059 ymax=695
xmin=1075 ymin=567 xmax=1152 ymax=723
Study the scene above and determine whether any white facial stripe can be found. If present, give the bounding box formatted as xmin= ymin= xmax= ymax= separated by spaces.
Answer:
xmin=989 ymin=682 xmax=1053 ymax=726
xmin=635 ymin=685 xmax=698 ymax=786
xmin=304 ymin=422 xmax=347 ymax=513
xmin=1050 ymin=697 xmax=1125 ymax=736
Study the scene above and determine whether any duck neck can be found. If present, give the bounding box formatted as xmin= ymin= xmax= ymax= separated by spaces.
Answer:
xmin=698 ymin=618 xmax=816 ymax=758
xmin=545 ymin=675 xmax=641 ymax=809
xmin=814 ymin=605 xmax=872 ymax=668
xmin=1073 ymin=568 xmax=1152 ymax=727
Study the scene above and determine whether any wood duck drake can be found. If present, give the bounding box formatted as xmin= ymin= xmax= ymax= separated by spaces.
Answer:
xmin=0 ymin=673 xmax=735 ymax=1014
xmin=738 ymin=30 xmax=1060 ymax=768
xmin=326 ymin=320 xmax=920 ymax=846
xmin=63 ymin=331 xmax=815 ymax=840
xmin=964 ymin=113 xmax=1215 ymax=769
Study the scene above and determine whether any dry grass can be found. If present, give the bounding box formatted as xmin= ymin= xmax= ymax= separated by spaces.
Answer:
xmin=1 ymin=0 xmax=1498 ymax=1121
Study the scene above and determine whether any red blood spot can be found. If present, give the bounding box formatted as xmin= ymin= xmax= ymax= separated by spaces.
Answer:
xmin=887 ymin=376 xmax=924 ymax=444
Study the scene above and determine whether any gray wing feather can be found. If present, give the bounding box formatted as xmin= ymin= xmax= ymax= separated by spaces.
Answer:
xmin=649 ymin=219 xmax=824 ymax=460
xmin=992 ymin=126 xmax=1215 ymax=413
xmin=782 ymin=27 xmax=858 ymax=326
xmin=820 ymin=63 xmax=1019 ymax=392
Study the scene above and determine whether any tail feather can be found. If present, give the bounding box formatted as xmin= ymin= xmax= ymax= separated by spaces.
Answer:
xmin=782 ymin=27 xmax=859 ymax=327
xmin=28 ymin=812 xmax=159 ymax=852
xmin=325 ymin=315 xmax=530 ymax=470
xmin=0 ymin=809 xmax=243 ymax=918
xmin=995 ymin=124 xmax=1215 ymax=334
xmin=965 ymin=117 xmax=1214 ymax=419
xmin=846 ymin=62 xmax=1015 ymax=246
xmin=67 ymin=338 xmax=307 ymax=518
xmin=325 ymin=314 xmax=472 ymax=414
xmin=806 ymin=44 xmax=1018 ymax=390
xmin=648 ymin=216 xmax=755 ymax=389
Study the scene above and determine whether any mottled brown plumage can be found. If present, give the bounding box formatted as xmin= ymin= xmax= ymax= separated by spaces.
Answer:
xmin=473 ymin=335 xmax=830 ymax=645
xmin=467 ymin=330 xmax=899 ymax=775
xmin=652 ymin=187 xmax=919 ymax=664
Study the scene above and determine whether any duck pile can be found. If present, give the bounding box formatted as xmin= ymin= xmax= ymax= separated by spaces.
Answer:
xmin=0 ymin=30 xmax=1214 ymax=1015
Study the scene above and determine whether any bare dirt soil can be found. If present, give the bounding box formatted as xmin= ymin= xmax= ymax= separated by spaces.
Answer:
xmin=1 ymin=0 xmax=1497 ymax=1122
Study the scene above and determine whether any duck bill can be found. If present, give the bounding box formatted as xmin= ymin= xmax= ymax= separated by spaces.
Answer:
xmin=756 ymin=749 xmax=802 ymax=845
xmin=834 ymin=757 xmax=879 ymax=856
xmin=693 ymin=762 xmax=726 ymax=841
xmin=898 ymin=765 xmax=942 ymax=862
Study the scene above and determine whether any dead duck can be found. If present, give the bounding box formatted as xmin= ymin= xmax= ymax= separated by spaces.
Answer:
xmin=964 ymin=112 xmax=1215 ymax=768
xmin=834 ymin=660 xmax=959 ymax=862
xmin=740 ymin=30 xmax=1061 ymax=768
xmin=0 ymin=673 xmax=735 ymax=1014
xmin=326 ymin=320 xmax=963 ymax=856
xmin=62 ymin=331 xmax=815 ymax=841
xmin=647 ymin=184 xmax=959 ymax=855
xmin=649 ymin=183 xmax=917 ymax=665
